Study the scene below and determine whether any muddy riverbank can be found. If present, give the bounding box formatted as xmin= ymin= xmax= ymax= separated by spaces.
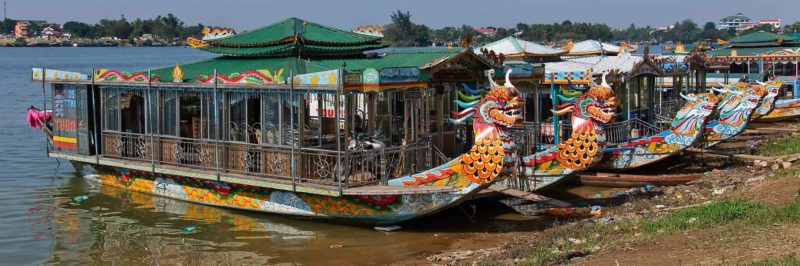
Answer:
xmin=402 ymin=122 xmax=800 ymax=265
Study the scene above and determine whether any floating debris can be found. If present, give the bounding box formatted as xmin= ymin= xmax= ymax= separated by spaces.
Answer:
xmin=182 ymin=226 xmax=196 ymax=232
xmin=73 ymin=195 xmax=89 ymax=203
xmin=374 ymin=225 xmax=402 ymax=232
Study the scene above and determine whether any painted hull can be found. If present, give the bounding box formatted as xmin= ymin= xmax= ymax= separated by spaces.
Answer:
xmin=515 ymin=136 xmax=607 ymax=191
xmin=756 ymin=98 xmax=800 ymax=122
xmin=597 ymin=130 xmax=688 ymax=170
xmin=83 ymin=164 xmax=484 ymax=225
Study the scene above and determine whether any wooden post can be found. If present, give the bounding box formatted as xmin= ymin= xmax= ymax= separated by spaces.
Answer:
xmin=147 ymin=69 xmax=155 ymax=172
xmin=213 ymin=69 xmax=221 ymax=181
xmin=289 ymin=70 xmax=297 ymax=192
xmin=42 ymin=68 xmax=48 ymax=157
xmin=91 ymin=68 xmax=99 ymax=164
xmin=550 ymin=76 xmax=559 ymax=144
xmin=335 ymin=67 xmax=343 ymax=193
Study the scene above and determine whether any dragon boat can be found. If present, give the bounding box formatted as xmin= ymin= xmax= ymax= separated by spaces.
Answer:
xmin=700 ymin=82 xmax=766 ymax=148
xmin=596 ymin=92 xmax=719 ymax=170
xmin=25 ymin=18 xmax=546 ymax=224
xmin=753 ymin=80 xmax=800 ymax=122
xmin=505 ymin=73 xmax=618 ymax=191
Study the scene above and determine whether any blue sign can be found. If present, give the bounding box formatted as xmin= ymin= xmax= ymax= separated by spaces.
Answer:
xmin=379 ymin=68 xmax=420 ymax=83
xmin=503 ymin=64 xmax=533 ymax=77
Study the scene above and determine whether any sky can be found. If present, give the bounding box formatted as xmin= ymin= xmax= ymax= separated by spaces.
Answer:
xmin=4 ymin=0 xmax=799 ymax=30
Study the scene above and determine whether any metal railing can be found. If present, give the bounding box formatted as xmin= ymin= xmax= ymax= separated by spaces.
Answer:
xmin=603 ymin=118 xmax=665 ymax=144
xmin=514 ymin=122 xmax=571 ymax=156
xmin=101 ymin=131 xmax=438 ymax=188
xmin=654 ymin=99 xmax=683 ymax=120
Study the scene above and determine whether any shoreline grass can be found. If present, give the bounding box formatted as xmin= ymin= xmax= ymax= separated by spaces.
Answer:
xmin=514 ymin=198 xmax=800 ymax=265
xmin=756 ymin=135 xmax=800 ymax=157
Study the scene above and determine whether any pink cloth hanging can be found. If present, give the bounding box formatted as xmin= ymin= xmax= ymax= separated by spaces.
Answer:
xmin=27 ymin=107 xmax=51 ymax=129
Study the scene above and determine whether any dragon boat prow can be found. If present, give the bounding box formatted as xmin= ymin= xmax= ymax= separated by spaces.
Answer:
xmin=700 ymin=81 xmax=766 ymax=149
xmin=502 ymin=72 xmax=619 ymax=191
xmin=596 ymin=92 xmax=719 ymax=170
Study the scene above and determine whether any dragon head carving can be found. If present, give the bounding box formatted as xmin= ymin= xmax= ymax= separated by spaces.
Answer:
xmin=671 ymin=92 xmax=719 ymax=135
xmin=451 ymin=70 xmax=525 ymax=141
xmin=754 ymin=80 xmax=782 ymax=115
xmin=448 ymin=70 xmax=525 ymax=185
xmin=551 ymin=72 xmax=618 ymax=134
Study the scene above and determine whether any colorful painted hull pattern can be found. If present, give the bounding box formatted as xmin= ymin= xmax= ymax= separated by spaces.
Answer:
xmin=78 ymin=73 xmax=526 ymax=224
xmin=517 ymin=75 xmax=618 ymax=191
xmin=757 ymin=98 xmax=800 ymax=121
xmin=88 ymin=166 xmax=464 ymax=224
xmin=702 ymin=84 xmax=765 ymax=148
xmin=599 ymin=93 xmax=718 ymax=169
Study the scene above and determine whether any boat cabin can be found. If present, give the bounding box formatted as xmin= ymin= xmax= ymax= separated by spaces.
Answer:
xmin=37 ymin=18 xmax=549 ymax=196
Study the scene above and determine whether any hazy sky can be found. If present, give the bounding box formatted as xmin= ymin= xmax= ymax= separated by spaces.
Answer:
xmin=4 ymin=0 xmax=799 ymax=30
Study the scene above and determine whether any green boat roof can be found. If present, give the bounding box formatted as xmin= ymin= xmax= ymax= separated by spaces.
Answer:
xmin=149 ymin=47 xmax=471 ymax=83
xmin=708 ymin=46 xmax=800 ymax=56
xmin=727 ymin=31 xmax=800 ymax=47
xmin=194 ymin=18 xmax=387 ymax=57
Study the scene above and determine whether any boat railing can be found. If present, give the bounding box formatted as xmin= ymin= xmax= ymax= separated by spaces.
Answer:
xmin=99 ymin=131 xmax=437 ymax=188
xmin=515 ymin=122 xmax=572 ymax=156
xmin=102 ymin=131 xmax=152 ymax=162
xmin=654 ymin=99 xmax=683 ymax=120
xmin=603 ymin=118 xmax=664 ymax=144
xmin=343 ymin=142 xmax=432 ymax=187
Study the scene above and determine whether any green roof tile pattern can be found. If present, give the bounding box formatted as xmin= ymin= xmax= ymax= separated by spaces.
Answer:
xmin=198 ymin=43 xmax=387 ymax=57
xmin=149 ymin=49 xmax=468 ymax=83
xmin=208 ymin=17 xmax=380 ymax=47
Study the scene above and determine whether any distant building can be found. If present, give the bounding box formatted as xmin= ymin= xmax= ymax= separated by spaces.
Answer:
xmin=759 ymin=19 xmax=781 ymax=29
xmin=14 ymin=20 xmax=47 ymax=38
xmin=473 ymin=27 xmax=495 ymax=36
xmin=41 ymin=24 xmax=64 ymax=39
xmin=718 ymin=13 xmax=751 ymax=30
xmin=14 ymin=21 xmax=30 ymax=38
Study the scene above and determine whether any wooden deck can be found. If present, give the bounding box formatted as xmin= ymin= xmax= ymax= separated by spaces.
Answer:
xmin=342 ymin=185 xmax=457 ymax=195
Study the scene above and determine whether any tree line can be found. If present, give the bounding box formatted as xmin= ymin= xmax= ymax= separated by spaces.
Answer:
xmin=0 ymin=13 xmax=204 ymax=43
xmin=63 ymin=14 xmax=204 ymax=42
xmin=382 ymin=10 xmax=800 ymax=47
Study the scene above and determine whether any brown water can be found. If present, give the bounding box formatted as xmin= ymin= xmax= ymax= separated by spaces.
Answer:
xmin=46 ymin=171 xmax=555 ymax=265
xmin=1 ymin=47 xmax=562 ymax=265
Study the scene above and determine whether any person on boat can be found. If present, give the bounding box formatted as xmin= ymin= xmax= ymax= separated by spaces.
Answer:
xmin=738 ymin=75 xmax=749 ymax=83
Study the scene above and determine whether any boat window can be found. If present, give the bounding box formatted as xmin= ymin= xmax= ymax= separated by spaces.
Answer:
xmin=375 ymin=92 xmax=391 ymax=141
xmin=161 ymin=90 xmax=178 ymax=136
xmin=390 ymin=91 xmax=405 ymax=145
xmin=262 ymin=92 xmax=281 ymax=145
xmin=103 ymin=88 xmax=120 ymax=132
xmin=229 ymin=91 xmax=261 ymax=144
xmin=427 ymin=88 xmax=438 ymax=133
xmin=200 ymin=91 xmax=220 ymax=140
xmin=103 ymin=88 xmax=145 ymax=134
xmin=442 ymin=84 xmax=455 ymax=132
xmin=179 ymin=93 xmax=201 ymax=138
xmin=281 ymin=93 xmax=299 ymax=145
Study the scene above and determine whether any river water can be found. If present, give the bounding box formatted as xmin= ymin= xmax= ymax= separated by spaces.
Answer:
xmin=0 ymin=47 xmax=570 ymax=265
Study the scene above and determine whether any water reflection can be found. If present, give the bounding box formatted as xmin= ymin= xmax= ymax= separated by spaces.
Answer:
xmin=43 ymin=173 xmax=553 ymax=265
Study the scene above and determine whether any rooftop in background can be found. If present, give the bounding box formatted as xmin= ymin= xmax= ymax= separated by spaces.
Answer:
xmin=565 ymin=40 xmax=622 ymax=56
xmin=473 ymin=27 xmax=495 ymax=35
xmin=477 ymin=36 xmax=565 ymax=59
xmin=187 ymin=17 xmax=387 ymax=57
xmin=709 ymin=31 xmax=800 ymax=57
xmin=721 ymin=13 xmax=751 ymax=22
